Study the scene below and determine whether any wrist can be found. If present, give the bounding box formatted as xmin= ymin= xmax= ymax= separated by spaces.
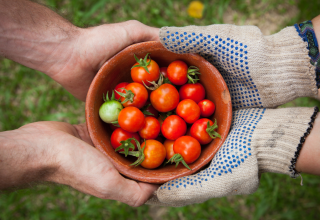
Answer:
xmin=0 ymin=126 xmax=59 ymax=189
xmin=38 ymin=26 xmax=82 ymax=76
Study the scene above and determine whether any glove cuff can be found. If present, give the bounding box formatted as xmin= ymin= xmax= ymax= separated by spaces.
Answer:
xmin=294 ymin=20 xmax=320 ymax=89
xmin=255 ymin=107 xmax=319 ymax=177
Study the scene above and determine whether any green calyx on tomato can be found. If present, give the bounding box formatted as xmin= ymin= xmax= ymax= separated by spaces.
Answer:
xmin=187 ymin=66 xmax=201 ymax=84
xmin=99 ymin=91 xmax=123 ymax=123
xmin=119 ymin=138 xmax=146 ymax=166
xmin=159 ymin=111 xmax=174 ymax=121
xmin=115 ymin=88 xmax=135 ymax=104
xmin=115 ymin=138 xmax=136 ymax=157
xmin=109 ymin=121 xmax=120 ymax=126
xmin=163 ymin=76 xmax=173 ymax=85
xmin=141 ymin=103 xmax=155 ymax=116
xmin=166 ymin=154 xmax=191 ymax=170
xmin=143 ymin=73 xmax=164 ymax=90
xmin=206 ymin=119 xmax=221 ymax=139
xmin=132 ymin=53 xmax=151 ymax=74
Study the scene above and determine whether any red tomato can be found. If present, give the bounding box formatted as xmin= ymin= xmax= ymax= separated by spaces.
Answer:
xmin=164 ymin=139 xmax=175 ymax=160
xmin=167 ymin=60 xmax=188 ymax=85
xmin=190 ymin=118 xmax=216 ymax=145
xmin=150 ymin=84 xmax=179 ymax=112
xmin=161 ymin=115 xmax=187 ymax=140
xmin=198 ymin=99 xmax=215 ymax=117
xmin=139 ymin=116 xmax=161 ymax=139
xmin=118 ymin=107 xmax=145 ymax=133
xmin=176 ymin=99 xmax=200 ymax=124
xmin=120 ymin=82 xmax=148 ymax=109
xmin=179 ymin=83 xmax=205 ymax=103
xmin=114 ymin=82 xmax=129 ymax=100
xmin=160 ymin=67 xmax=168 ymax=78
xmin=173 ymin=136 xmax=201 ymax=164
xmin=140 ymin=140 xmax=166 ymax=169
xmin=110 ymin=128 xmax=140 ymax=151
xmin=131 ymin=56 xmax=160 ymax=86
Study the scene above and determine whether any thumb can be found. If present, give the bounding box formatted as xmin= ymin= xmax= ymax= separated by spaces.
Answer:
xmin=121 ymin=20 xmax=160 ymax=43
xmin=159 ymin=26 xmax=206 ymax=53
xmin=114 ymin=177 xmax=159 ymax=207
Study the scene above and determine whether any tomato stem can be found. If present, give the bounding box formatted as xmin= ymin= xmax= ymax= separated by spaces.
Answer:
xmin=141 ymin=103 xmax=154 ymax=116
xmin=166 ymin=154 xmax=191 ymax=170
xmin=115 ymin=89 xmax=135 ymax=104
xmin=159 ymin=111 xmax=174 ymax=121
xmin=103 ymin=91 xmax=118 ymax=102
xmin=163 ymin=76 xmax=173 ymax=85
xmin=115 ymin=138 xmax=136 ymax=157
xmin=132 ymin=53 xmax=151 ymax=74
xmin=206 ymin=119 xmax=221 ymax=139
xmin=119 ymin=138 xmax=146 ymax=166
xmin=143 ymin=74 xmax=164 ymax=90
xmin=187 ymin=66 xmax=201 ymax=84
xmin=109 ymin=121 xmax=120 ymax=127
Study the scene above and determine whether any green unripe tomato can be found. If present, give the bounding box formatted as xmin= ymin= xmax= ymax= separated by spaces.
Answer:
xmin=99 ymin=100 xmax=123 ymax=123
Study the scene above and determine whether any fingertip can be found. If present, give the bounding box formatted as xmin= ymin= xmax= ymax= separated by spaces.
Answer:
xmin=122 ymin=20 xmax=160 ymax=43
xmin=139 ymin=182 xmax=160 ymax=194
xmin=137 ymin=182 xmax=160 ymax=203
xmin=148 ymin=26 xmax=160 ymax=41
xmin=116 ymin=177 xmax=160 ymax=207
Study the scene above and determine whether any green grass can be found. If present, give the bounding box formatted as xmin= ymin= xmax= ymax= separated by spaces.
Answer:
xmin=1 ymin=0 xmax=320 ymax=219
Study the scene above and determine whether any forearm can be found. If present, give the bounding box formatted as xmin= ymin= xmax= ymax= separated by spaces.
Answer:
xmin=0 ymin=0 xmax=80 ymax=76
xmin=296 ymin=112 xmax=320 ymax=176
xmin=0 ymin=127 xmax=58 ymax=189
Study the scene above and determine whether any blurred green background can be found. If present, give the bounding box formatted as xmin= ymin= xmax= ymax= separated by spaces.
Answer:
xmin=1 ymin=0 xmax=320 ymax=219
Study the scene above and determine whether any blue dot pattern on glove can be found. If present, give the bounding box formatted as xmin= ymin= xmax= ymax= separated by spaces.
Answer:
xmin=160 ymin=108 xmax=265 ymax=190
xmin=162 ymin=30 xmax=263 ymax=110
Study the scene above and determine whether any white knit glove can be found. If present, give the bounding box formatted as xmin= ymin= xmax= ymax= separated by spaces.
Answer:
xmin=146 ymin=23 xmax=320 ymax=206
xmin=159 ymin=24 xmax=318 ymax=109
xmin=147 ymin=107 xmax=319 ymax=206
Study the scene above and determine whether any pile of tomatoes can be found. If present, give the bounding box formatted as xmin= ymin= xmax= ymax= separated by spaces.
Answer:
xmin=99 ymin=54 xmax=220 ymax=170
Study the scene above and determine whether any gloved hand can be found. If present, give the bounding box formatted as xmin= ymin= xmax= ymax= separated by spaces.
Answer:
xmin=147 ymin=22 xmax=320 ymax=206
xmin=159 ymin=23 xmax=319 ymax=109
xmin=147 ymin=107 xmax=318 ymax=206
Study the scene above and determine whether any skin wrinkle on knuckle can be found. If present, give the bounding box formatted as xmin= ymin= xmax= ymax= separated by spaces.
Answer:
xmin=122 ymin=21 xmax=141 ymax=44
xmin=122 ymin=20 xmax=155 ymax=43
xmin=104 ymin=174 xmax=144 ymax=207
xmin=130 ymin=187 xmax=145 ymax=207
xmin=98 ymin=178 xmax=125 ymax=202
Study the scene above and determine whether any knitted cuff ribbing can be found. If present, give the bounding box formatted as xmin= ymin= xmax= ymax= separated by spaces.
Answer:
xmin=289 ymin=106 xmax=319 ymax=177
xmin=294 ymin=21 xmax=320 ymax=88
xmin=254 ymin=107 xmax=319 ymax=178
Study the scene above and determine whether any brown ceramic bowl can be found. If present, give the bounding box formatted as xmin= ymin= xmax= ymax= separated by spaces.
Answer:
xmin=86 ymin=41 xmax=232 ymax=184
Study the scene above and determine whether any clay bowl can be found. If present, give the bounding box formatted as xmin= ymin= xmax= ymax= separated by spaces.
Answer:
xmin=86 ymin=41 xmax=232 ymax=184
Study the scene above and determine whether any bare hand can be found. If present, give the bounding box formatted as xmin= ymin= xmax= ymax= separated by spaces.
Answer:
xmin=50 ymin=21 xmax=159 ymax=101
xmin=0 ymin=121 xmax=158 ymax=207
